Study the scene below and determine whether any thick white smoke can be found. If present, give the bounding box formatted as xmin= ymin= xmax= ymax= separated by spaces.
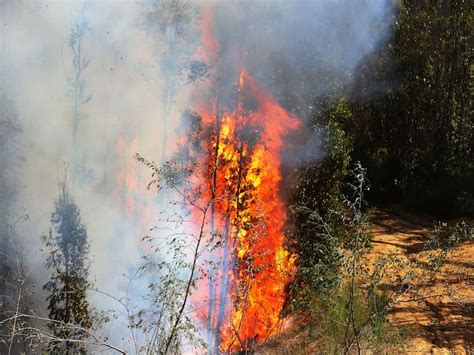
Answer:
xmin=1 ymin=0 xmax=187 ymax=347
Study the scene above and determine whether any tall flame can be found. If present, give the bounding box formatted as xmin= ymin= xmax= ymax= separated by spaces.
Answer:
xmin=187 ymin=10 xmax=302 ymax=352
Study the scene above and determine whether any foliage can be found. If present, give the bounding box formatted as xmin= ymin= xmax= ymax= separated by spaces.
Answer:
xmin=348 ymin=0 xmax=473 ymax=216
xmin=424 ymin=220 xmax=474 ymax=270
xmin=128 ymin=231 xmax=204 ymax=354
xmin=293 ymin=1 xmax=473 ymax=229
xmin=290 ymin=3 xmax=473 ymax=330
xmin=0 ymin=216 xmax=39 ymax=354
xmin=135 ymin=152 xmax=207 ymax=354
xmin=310 ymin=280 xmax=406 ymax=354
xmin=42 ymin=183 xmax=93 ymax=353
xmin=290 ymin=163 xmax=408 ymax=353
xmin=288 ymin=98 xmax=353 ymax=302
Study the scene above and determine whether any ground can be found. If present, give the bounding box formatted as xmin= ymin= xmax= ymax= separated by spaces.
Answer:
xmin=257 ymin=206 xmax=473 ymax=354
xmin=370 ymin=206 xmax=473 ymax=354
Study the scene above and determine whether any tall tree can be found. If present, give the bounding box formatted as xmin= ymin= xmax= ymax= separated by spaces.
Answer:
xmin=68 ymin=19 xmax=90 ymax=147
xmin=43 ymin=182 xmax=92 ymax=353
xmin=144 ymin=0 xmax=204 ymax=163
xmin=67 ymin=14 xmax=92 ymax=183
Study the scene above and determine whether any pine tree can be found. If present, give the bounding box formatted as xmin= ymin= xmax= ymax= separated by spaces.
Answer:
xmin=43 ymin=183 xmax=92 ymax=353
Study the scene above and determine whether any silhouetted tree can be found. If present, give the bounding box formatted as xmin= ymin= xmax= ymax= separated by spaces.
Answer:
xmin=43 ymin=183 xmax=92 ymax=353
xmin=68 ymin=18 xmax=91 ymax=147
xmin=67 ymin=15 xmax=92 ymax=183
xmin=144 ymin=0 xmax=205 ymax=163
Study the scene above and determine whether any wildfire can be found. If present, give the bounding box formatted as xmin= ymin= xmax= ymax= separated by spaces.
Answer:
xmin=188 ymin=11 xmax=301 ymax=351
xmin=115 ymin=136 xmax=153 ymax=233
xmin=116 ymin=137 xmax=140 ymax=220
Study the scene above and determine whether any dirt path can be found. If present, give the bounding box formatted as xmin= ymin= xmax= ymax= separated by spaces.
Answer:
xmin=369 ymin=207 xmax=473 ymax=354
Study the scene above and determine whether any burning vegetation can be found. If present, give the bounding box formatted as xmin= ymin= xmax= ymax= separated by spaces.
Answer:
xmin=195 ymin=70 xmax=300 ymax=351
xmin=169 ymin=11 xmax=303 ymax=351
xmin=1 ymin=0 xmax=472 ymax=354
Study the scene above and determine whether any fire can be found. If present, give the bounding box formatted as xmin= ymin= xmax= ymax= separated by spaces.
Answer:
xmin=115 ymin=137 xmax=140 ymax=220
xmin=186 ymin=12 xmax=301 ymax=350
xmin=115 ymin=136 xmax=153 ymax=232
xmin=148 ymin=7 xmax=303 ymax=351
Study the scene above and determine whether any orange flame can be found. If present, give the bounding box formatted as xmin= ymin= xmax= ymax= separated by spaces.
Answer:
xmin=188 ymin=10 xmax=301 ymax=351
xmin=115 ymin=136 xmax=153 ymax=234
xmin=206 ymin=73 xmax=298 ymax=351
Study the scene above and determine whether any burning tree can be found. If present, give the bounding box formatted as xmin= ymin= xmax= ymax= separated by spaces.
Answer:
xmin=190 ymin=11 xmax=302 ymax=352
xmin=138 ymin=9 xmax=302 ymax=351
xmin=193 ymin=71 xmax=301 ymax=352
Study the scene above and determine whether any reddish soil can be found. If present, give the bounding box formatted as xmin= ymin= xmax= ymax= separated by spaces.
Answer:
xmin=257 ymin=206 xmax=473 ymax=354
xmin=369 ymin=207 xmax=473 ymax=354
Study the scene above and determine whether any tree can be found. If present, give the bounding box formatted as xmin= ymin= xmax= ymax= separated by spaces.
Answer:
xmin=0 ymin=94 xmax=34 ymax=354
xmin=287 ymin=97 xmax=353 ymax=304
xmin=290 ymin=163 xmax=411 ymax=353
xmin=135 ymin=154 xmax=210 ymax=354
xmin=349 ymin=0 xmax=473 ymax=216
xmin=288 ymin=2 xmax=473 ymax=324
xmin=143 ymin=0 xmax=205 ymax=163
xmin=67 ymin=15 xmax=92 ymax=183
xmin=42 ymin=182 xmax=93 ymax=353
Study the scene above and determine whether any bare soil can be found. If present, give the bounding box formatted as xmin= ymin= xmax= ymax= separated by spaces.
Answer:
xmin=258 ymin=206 xmax=473 ymax=354
xmin=369 ymin=206 xmax=473 ymax=354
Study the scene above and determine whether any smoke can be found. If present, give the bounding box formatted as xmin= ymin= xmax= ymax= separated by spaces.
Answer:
xmin=206 ymin=0 xmax=395 ymax=113
xmin=192 ymin=0 xmax=396 ymax=168
xmin=0 ymin=0 xmax=183 ymax=347
xmin=0 ymin=0 xmax=396 ymax=350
